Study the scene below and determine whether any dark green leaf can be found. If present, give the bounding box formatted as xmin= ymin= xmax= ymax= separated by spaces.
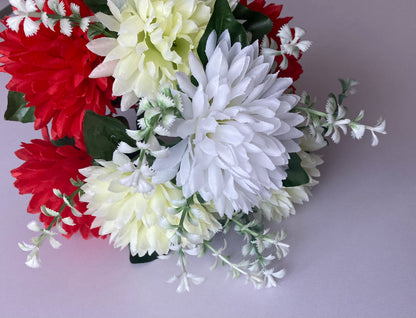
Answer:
xmin=283 ymin=153 xmax=310 ymax=187
xmin=114 ymin=115 xmax=130 ymax=128
xmin=197 ymin=0 xmax=248 ymax=66
xmin=51 ymin=136 xmax=75 ymax=147
xmin=87 ymin=22 xmax=105 ymax=40
xmin=83 ymin=0 xmax=110 ymax=14
xmin=157 ymin=136 xmax=181 ymax=147
xmin=83 ymin=110 xmax=135 ymax=160
xmin=4 ymin=91 xmax=35 ymax=123
xmin=129 ymin=251 xmax=159 ymax=264
xmin=233 ymin=4 xmax=273 ymax=42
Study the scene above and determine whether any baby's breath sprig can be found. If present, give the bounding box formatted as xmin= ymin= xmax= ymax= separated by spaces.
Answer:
xmin=7 ymin=0 xmax=115 ymax=38
xmin=198 ymin=212 xmax=288 ymax=289
xmin=119 ymin=87 xmax=183 ymax=165
xmin=162 ymin=196 xmax=206 ymax=293
xmin=261 ymin=24 xmax=312 ymax=71
xmin=294 ymin=79 xmax=386 ymax=146
xmin=115 ymin=88 xmax=183 ymax=193
xmin=18 ymin=178 xmax=84 ymax=268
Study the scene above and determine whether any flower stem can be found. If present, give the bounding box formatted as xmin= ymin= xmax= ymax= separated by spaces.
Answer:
xmin=46 ymin=188 xmax=81 ymax=232
xmin=203 ymin=242 xmax=248 ymax=276
xmin=293 ymin=106 xmax=328 ymax=118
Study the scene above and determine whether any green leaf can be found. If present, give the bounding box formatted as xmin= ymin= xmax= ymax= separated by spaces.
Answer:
xmin=129 ymin=251 xmax=159 ymax=264
xmin=197 ymin=0 xmax=248 ymax=66
xmin=87 ymin=21 xmax=105 ymax=40
xmin=83 ymin=110 xmax=135 ymax=160
xmin=51 ymin=136 xmax=75 ymax=147
xmin=4 ymin=91 xmax=35 ymax=123
xmin=282 ymin=153 xmax=310 ymax=187
xmin=83 ymin=0 xmax=110 ymax=14
xmin=233 ymin=4 xmax=273 ymax=42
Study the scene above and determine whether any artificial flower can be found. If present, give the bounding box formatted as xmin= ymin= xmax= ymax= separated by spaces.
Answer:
xmin=239 ymin=0 xmax=305 ymax=83
xmin=259 ymin=150 xmax=323 ymax=222
xmin=11 ymin=132 xmax=99 ymax=238
xmin=152 ymin=31 xmax=304 ymax=217
xmin=80 ymin=151 xmax=221 ymax=257
xmin=87 ymin=0 xmax=212 ymax=110
xmin=0 ymin=0 xmax=114 ymax=148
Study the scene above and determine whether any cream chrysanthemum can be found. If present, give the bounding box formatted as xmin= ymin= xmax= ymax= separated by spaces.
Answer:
xmin=259 ymin=150 xmax=324 ymax=222
xmin=152 ymin=32 xmax=304 ymax=217
xmin=79 ymin=152 xmax=221 ymax=256
xmin=87 ymin=0 xmax=212 ymax=110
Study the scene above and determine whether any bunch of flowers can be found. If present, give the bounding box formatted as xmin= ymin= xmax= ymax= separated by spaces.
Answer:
xmin=2 ymin=0 xmax=386 ymax=292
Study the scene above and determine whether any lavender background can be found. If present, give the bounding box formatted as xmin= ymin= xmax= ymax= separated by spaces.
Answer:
xmin=0 ymin=0 xmax=415 ymax=317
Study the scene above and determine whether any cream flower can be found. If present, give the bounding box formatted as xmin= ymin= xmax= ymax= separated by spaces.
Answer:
xmin=259 ymin=150 xmax=324 ymax=222
xmin=87 ymin=0 xmax=212 ymax=110
xmin=152 ymin=32 xmax=304 ymax=217
xmin=79 ymin=151 xmax=220 ymax=256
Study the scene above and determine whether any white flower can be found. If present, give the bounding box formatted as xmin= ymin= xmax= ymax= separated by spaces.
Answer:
xmin=325 ymin=97 xmax=351 ymax=143
xmin=261 ymin=24 xmax=311 ymax=71
xmin=87 ymin=0 xmax=212 ymax=110
xmin=277 ymin=25 xmax=311 ymax=59
xmin=368 ymin=118 xmax=386 ymax=146
xmin=7 ymin=0 xmax=41 ymax=36
xmin=258 ymin=148 xmax=323 ymax=222
xmin=152 ymin=31 xmax=304 ymax=217
xmin=79 ymin=151 xmax=221 ymax=256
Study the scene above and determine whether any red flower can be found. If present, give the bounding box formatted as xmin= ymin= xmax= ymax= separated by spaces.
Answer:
xmin=11 ymin=130 xmax=100 ymax=239
xmin=239 ymin=0 xmax=304 ymax=83
xmin=0 ymin=0 xmax=114 ymax=149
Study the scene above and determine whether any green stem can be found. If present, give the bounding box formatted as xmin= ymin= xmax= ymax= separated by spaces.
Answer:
xmin=35 ymin=188 xmax=81 ymax=247
xmin=204 ymin=242 xmax=248 ymax=276
xmin=47 ymin=188 xmax=81 ymax=231
xmin=293 ymin=106 xmax=328 ymax=118
xmin=231 ymin=217 xmax=274 ymax=244
xmin=26 ymin=12 xmax=117 ymax=38
xmin=252 ymin=243 xmax=266 ymax=269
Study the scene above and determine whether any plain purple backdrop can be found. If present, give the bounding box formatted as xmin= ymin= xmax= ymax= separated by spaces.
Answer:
xmin=0 ymin=0 xmax=415 ymax=317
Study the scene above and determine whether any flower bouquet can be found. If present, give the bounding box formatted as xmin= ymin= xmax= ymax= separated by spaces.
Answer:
xmin=1 ymin=0 xmax=386 ymax=292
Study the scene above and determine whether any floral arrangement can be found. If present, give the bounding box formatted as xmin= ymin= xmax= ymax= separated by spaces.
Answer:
xmin=1 ymin=0 xmax=386 ymax=292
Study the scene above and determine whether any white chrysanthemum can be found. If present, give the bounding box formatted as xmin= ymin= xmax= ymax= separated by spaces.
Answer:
xmin=87 ymin=0 xmax=212 ymax=110
xmin=80 ymin=152 xmax=221 ymax=256
xmin=152 ymin=32 xmax=304 ymax=217
xmin=259 ymin=150 xmax=323 ymax=222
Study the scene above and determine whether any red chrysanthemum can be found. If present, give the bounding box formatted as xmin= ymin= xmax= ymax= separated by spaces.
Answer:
xmin=11 ymin=130 xmax=100 ymax=239
xmin=240 ymin=0 xmax=304 ymax=83
xmin=0 ymin=0 xmax=114 ymax=149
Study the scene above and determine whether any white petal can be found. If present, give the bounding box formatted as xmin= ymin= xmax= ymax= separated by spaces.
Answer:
xmin=49 ymin=236 xmax=62 ymax=249
xmin=95 ymin=12 xmax=120 ymax=32
xmin=23 ymin=18 xmax=39 ymax=36
xmin=59 ymin=18 xmax=72 ymax=36
xmin=61 ymin=217 xmax=75 ymax=226
xmin=6 ymin=16 xmax=24 ymax=32
xmin=120 ymin=91 xmax=139 ymax=111
xmin=27 ymin=221 xmax=42 ymax=232
xmin=89 ymin=60 xmax=118 ymax=78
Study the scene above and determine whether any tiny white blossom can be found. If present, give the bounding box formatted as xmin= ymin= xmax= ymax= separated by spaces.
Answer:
xmin=325 ymin=98 xmax=351 ymax=143
xmin=79 ymin=17 xmax=90 ymax=32
xmin=369 ymin=119 xmax=386 ymax=146
xmin=18 ymin=241 xmax=36 ymax=252
xmin=59 ymin=18 xmax=73 ymax=36
xmin=7 ymin=0 xmax=41 ymax=36
xmin=278 ymin=25 xmax=312 ymax=59
xmin=26 ymin=220 xmax=43 ymax=232
xmin=69 ymin=3 xmax=79 ymax=15
xmin=47 ymin=0 xmax=65 ymax=15
xmin=350 ymin=123 xmax=366 ymax=139
xmin=61 ymin=216 xmax=75 ymax=226
xmin=25 ymin=247 xmax=41 ymax=268
xmin=48 ymin=236 xmax=62 ymax=249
